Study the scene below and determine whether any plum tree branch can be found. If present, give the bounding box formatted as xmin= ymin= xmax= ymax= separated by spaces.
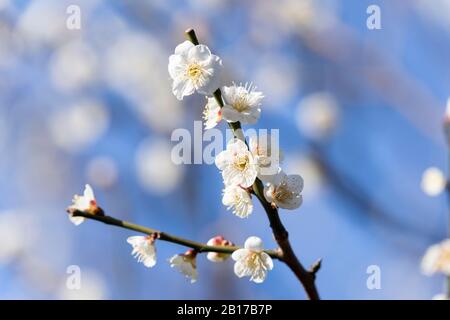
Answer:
xmin=70 ymin=209 xmax=281 ymax=258
xmin=185 ymin=28 xmax=321 ymax=300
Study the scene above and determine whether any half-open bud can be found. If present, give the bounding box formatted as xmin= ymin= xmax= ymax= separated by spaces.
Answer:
xmin=206 ymin=235 xmax=234 ymax=262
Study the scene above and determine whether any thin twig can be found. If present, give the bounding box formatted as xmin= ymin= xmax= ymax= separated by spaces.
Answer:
xmin=70 ymin=210 xmax=281 ymax=258
xmin=185 ymin=28 xmax=321 ymax=300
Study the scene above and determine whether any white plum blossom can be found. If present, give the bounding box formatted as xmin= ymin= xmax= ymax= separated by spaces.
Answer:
xmin=203 ymin=97 xmax=222 ymax=129
xmin=67 ymin=184 xmax=97 ymax=226
xmin=249 ymin=133 xmax=283 ymax=181
xmin=231 ymin=236 xmax=273 ymax=283
xmin=221 ymin=83 xmax=263 ymax=124
xmin=222 ymin=185 xmax=253 ymax=218
xmin=206 ymin=236 xmax=234 ymax=262
xmin=168 ymin=41 xmax=223 ymax=100
xmin=169 ymin=249 xmax=198 ymax=283
xmin=264 ymin=171 xmax=303 ymax=210
xmin=421 ymin=239 xmax=450 ymax=276
xmin=215 ymin=139 xmax=258 ymax=188
xmin=421 ymin=167 xmax=446 ymax=197
xmin=127 ymin=235 xmax=157 ymax=268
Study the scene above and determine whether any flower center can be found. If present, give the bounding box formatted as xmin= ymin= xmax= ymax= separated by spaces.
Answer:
xmin=235 ymin=155 xmax=249 ymax=171
xmin=233 ymin=96 xmax=249 ymax=112
xmin=245 ymin=252 xmax=262 ymax=269
xmin=187 ymin=63 xmax=202 ymax=81
xmin=437 ymin=250 xmax=450 ymax=270
xmin=274 ymin=183 xmax=294 ymax=202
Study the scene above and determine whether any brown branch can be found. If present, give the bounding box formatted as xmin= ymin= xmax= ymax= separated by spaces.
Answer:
xmin=185 ymin=28 xmax=321 ymax=300
xmin=252 ymin=178 xmax=321 ymax=300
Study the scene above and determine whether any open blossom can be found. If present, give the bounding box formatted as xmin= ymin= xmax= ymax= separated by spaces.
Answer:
xmin=206 ymin=236 xmax=234 ymax=262
xmin=249 ymin=133 xmax=283 ymax=181
xmin=421 ymin=239 xmax=450 ymax=276
xmin=127 ymin=235 xmax=157 ymax=268
xmin=203 ymin=97 xmax=222 ymax=129
xmin=169 ymin=249 xmax=198 ymax=283
xmin=221 ymin=83 xmax=263 ymax=124
xmin=67 ymin=184 xmax=97 ymax=226
xmin=222 ymin=185 xmax=253 ymax=218
xmin=215 ymin=139 xmax=258 ymax=188
xmin=168 ymin=41 xmax=223 ymax=100
xmin=231 ymin=236 xmax=273 ymax=283
xmin=264 ymin=171 xmax=303 ymax=210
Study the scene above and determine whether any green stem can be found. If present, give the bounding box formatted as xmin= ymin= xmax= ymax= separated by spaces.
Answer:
xmin=71 ymin=210 xmax=280 ymax=258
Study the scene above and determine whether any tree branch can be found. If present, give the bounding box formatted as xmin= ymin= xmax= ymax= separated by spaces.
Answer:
xmin=185 ymin=28 xmax=321 ymax=300
xmin=70 ymin=210 xmax=281 ymax=258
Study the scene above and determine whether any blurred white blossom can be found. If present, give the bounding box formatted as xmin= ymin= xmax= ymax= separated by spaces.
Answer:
xmin=253 ymin=56 xmax=300 ymax=109
xmin=49 ymin=40 xmax=98 ymax=92
xmin=432 ymin=293 xmax=449 ymax=300
xmin=86 ymin=156 xmax=118 ymax=188
xmin=135 ymin=138 xmax=184 ymax=194
xmin=296 ymin=92 xmax=338 ymax=140
xmin=105 ymin=32 xmax=182 ymax=132
xmin=0 ymin=211 xmax=35 ymax=264
xmin=48 ymin=99 xmax=109 ymax=153
xmin=16 ymin=1 xmax=69 ymax=46
xmin=421 ymin=239 xmax=450 ymax=276
xmin=421 ymin=167 xmax=446 ymax=197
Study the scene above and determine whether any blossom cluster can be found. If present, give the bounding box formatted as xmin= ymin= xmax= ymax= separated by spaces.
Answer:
xmin=67 ymin=185 xmax=273 ymax=283
xmin=168 ymin=40 xmax=304 ymax=220
xmin=67 ymin=38 xmax=306 ymax=286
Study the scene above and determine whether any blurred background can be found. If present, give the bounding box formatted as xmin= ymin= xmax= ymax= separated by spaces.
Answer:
xmin=0 ymin=0 xmax=449 ymax=299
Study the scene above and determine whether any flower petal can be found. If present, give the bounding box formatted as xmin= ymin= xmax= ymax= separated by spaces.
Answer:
xmin=244 ymin=236 xmax=264 ymax=251
xmin=287 ymin=174 xmax=304 ymax=193
xmin=260 ymin=252 xmax=274 ymax=270
xmin=231 ymin=248 xmax=248 ymax=261
xmin=221 ymin=105 xmax=242 ymax=122
xmin=69 ymin=215 xmax=85 ymax=226
xmin=233 ymin=260 xmax=249 ymax=278
xmin=172 ymin=78 xmax=195 ymax=100
xmin=83 ymin=184 xmax=95 ymax=201
xmin=168 ymin=54 xmax=187 ymax=79
xmin=175 ymin=41 xmax=194 ymax=56
xmin=187 ymin=44 xmax=212 ymax=62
